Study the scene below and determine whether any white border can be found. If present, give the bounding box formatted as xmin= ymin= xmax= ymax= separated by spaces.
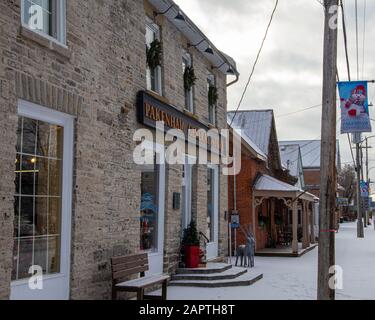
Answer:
xmin=11 ymin=99 xmax=74 ymax=300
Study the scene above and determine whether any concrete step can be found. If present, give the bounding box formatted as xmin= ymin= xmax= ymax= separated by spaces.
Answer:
xmin=176 ymin=263 xmax=232 ymax=275
xmin=169 ymin=270 xmax=263 ymax=288
xmin=172 ymin=266 xmax=248 ymax=281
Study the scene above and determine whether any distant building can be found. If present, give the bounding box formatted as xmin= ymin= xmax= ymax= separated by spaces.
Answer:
xmin=279 ymin=140 xmax=341 ymax=197
xmin=278 ymin=143 xmax=305 ymax=190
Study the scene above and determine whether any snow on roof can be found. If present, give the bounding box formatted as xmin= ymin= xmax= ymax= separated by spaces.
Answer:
xmin=227 ymin=110 xmax=273 ymax=156
xmin=231 ymin=127 xmax=267 ymax=161
xmin=279 ymin=140 xmax=341 ymax=169
xmin=279 ymin=144 xmax=300 ymax=178
xmin=254 ymin=174 xmax=301 ymax=192
xmin=279 ymin=140 xmax=320 ymax=168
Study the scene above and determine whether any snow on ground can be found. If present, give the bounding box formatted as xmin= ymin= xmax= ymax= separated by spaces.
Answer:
xmin=153 ymin=222 xmax=375 ymax=300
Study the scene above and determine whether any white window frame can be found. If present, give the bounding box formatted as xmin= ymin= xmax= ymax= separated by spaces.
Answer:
xmin=21 ymin=0 xmax=67 ymax=46
xmin=182 ymin=50 xmax=194 ymax=113
xmin=11 ymin=99 xmax=74 ymax=300
xmin=146 ymin=18 xmax=162 ymax=96
xmin=207 ymin=73 xmax=217 ymax=126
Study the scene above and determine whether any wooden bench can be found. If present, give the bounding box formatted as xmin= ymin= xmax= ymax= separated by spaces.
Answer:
xmin=111 ymin=253 xmax=170 ymax=300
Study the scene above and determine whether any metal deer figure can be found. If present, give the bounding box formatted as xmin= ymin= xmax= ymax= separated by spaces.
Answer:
xmin=235 ymin=224 xmax=256 ymax=268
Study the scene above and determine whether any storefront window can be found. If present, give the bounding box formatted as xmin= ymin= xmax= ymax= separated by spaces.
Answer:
xmin=13 ymin=116 xmax=63 ymax=281
xmin=140 ymin=165 xmax=159 ymax=252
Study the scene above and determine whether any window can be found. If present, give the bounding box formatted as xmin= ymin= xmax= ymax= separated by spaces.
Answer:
xmin=182 ymin=51 xmax=194 ymax=112
xmin=140 ymin=163 xmax=159 ymax=252
xmin=21 ymin=0 xmax=66 ymax=44
xmin=207 ymin=73 xmax=216 ymax=125
xmin=13 ymin=116 xmax=63 ymax=280
xmin=145 ymin=19 xmax=162 ymax=95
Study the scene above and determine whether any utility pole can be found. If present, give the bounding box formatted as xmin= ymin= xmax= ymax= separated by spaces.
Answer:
xmin=318 ymin=0 xmax=338 ymax=301
xmin=361 ymin=145 xmax=367 ymax=227
xmin=355 ymin=133 xmax=364 ymax=237
xmin=365 ymin=137 xmax=370 ymax=226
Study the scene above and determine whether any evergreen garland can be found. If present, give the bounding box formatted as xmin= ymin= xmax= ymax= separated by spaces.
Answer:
xmin=146 ymin=39 xmax=162 ymax=70
xmin=208 ymin=85 xmax=218 ymax=106
xmin=183 ymin=66 xmax=197 ymax=91
xmin=182 ymin=220 xmax=199 ymax=246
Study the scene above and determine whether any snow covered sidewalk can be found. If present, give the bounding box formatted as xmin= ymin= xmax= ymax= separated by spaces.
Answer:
xmin=154 ymin=222 xmax=375 ymax=300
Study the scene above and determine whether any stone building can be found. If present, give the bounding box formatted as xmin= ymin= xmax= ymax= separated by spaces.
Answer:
xmin=0 ymin=0 xmax=238 ymax=299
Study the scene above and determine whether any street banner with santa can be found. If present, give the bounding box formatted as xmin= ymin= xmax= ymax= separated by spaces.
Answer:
xmin=338 ymin=81 xmax=372 ymax=133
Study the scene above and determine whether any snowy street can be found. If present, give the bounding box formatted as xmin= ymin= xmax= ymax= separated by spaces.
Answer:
xmin=160 ymin=222 xmax=375 ymax=300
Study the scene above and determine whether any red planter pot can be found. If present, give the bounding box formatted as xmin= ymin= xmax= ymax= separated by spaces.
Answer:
xmin=184 ymin=245 xmax=200 ymax=268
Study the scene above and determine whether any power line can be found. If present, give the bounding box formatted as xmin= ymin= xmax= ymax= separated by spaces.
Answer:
xmin=355 ymin=0 xmax=359 ymax=80
xmin=229 ymin=0 xmax=279 ymax=127
xmin=361 ymin=0 xmax=367 ymax=79
xmin=277 ymin=104 xmax=322 ymax=118
xmin=340 ymin=0 xmax=356 ymax=167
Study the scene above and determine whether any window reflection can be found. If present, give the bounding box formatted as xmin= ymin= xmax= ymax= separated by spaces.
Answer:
xmin=12 ymin=117 xmax=63 ymax=281
xmin=140 ymin=166 xmax=159 ymax=252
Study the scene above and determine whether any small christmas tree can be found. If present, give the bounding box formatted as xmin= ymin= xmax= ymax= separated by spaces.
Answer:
xmin=182 ymin=220 xmax=199 ymax=246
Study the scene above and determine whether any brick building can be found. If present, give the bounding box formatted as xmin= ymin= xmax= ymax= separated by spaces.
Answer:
xmin=0 ymin=0 xmax=238 ymax=299
xmin=228 ymin=111 xmax=317 ymax=255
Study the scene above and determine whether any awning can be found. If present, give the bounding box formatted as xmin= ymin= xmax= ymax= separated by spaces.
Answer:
xmin=254 ymin=174 xmax=317 ymax=202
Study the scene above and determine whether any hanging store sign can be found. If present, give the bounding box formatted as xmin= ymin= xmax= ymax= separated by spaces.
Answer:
xmin=336 ymin=197 xmax=349 ymax=206
xmin=137 ymin=90 xmax=220 ymax=152
xmin=338 ymin=81 xmax=372 ymax=133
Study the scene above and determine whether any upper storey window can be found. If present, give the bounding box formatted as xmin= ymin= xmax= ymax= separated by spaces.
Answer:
xmin=21 ymin=0 xmax=66 ymax=45
xmin=146 ymin=19 xmax=162 ymax=95
xmin=182 ymin=50 xmax=195 ymax=113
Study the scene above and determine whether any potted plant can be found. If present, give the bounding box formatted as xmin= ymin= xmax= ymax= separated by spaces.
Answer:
xmin=182 ymin=220 xmax=200 ymax=268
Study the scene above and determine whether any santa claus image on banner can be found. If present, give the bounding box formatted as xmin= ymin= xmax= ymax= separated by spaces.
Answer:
xmin=338 ymin=80 xmax=372 ymax=133
xmin=342 ymin=84 xmax=367 ymax=117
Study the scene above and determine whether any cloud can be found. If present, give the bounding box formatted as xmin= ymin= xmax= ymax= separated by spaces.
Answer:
xmin=174 ymin=0 xmax=375 ymax=177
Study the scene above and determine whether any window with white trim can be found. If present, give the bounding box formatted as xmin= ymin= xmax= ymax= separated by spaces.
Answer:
xmin=145 ymin=19 xmax=162 ymax=95
xmin=182 ymin=51 xmax=194 ymax=112
xmin=21 ymin=0 xmax=66 ymax=44
xmin=207 ymin=73 xmax=217 ymax=126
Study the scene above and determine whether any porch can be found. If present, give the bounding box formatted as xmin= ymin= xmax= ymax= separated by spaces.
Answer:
xmin=255 ymin=243 xmax=318 ymax=257
xmin=252 ymin=175 xmax=319 ymax=256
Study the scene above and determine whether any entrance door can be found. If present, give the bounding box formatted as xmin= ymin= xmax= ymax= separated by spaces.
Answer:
xmin=139 ymin=149 xmax=165 ymax=276
xmin=11 ymin=100 xmax=74 ymax=300
xmin=206 ymin=164 xmax=219 ymax=260
xmin=181 ymin=158 xmax=193 ymax=231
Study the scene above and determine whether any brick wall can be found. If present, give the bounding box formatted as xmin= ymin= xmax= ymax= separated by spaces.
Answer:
xmin=0 ymin=0 xmax=229 ymax=299
xmin=303 ymin=168 xmax=320 ymax=197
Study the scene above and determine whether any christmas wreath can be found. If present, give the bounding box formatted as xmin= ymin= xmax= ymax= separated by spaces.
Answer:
xmin=146 ymin=39 xmax=162 ymax=70
xmin=183 ymin=66 xmax=197 ymax=91
xmin=208 ymin=85 xmax=218 ymax=106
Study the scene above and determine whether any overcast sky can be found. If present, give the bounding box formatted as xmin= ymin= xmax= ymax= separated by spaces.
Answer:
xmin=174 ymin=0 xmax=375 ymax=181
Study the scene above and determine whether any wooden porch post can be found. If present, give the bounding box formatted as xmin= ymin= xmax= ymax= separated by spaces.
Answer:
xmin=302 ymin=200 xmax=309 ymax=249
xmin=310 ymin=202 xmax=315 ymax=244
xmin=292 ymin=199 xmax=298 ymax=254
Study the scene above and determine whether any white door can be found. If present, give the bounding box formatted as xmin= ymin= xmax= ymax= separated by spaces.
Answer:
xmin=206 ymin=164 xmax=219 ymax=260
xmin=139 ymin=144 xmax=165 ymax=276
xmin=11 ymin=100 xmax=74 ymax=300
xmin=181 ymin=158 xmax=193 ymax=231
